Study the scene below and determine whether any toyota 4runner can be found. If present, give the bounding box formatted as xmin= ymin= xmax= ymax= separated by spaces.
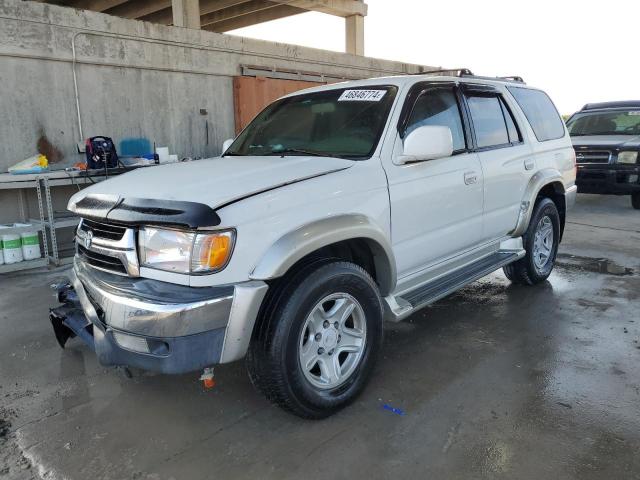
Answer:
xmin=50 ymin=70 xmax=577 ymax=419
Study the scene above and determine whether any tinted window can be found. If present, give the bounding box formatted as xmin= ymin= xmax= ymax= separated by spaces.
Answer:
xmin=500 ymin=99 xmax=521 ymax=143
xmin=467 ymin=95 xmax=509 ymax=148
xmin=405 ymin=88 xmax=466 ymax=151
xmin=508 ymin=87 xmax=565 ymax=141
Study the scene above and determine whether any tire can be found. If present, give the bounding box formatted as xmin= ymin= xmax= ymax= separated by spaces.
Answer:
xmin=503 ymin=197 xmax=560 ymax=285
xmin=246 ymin=260 xmax=383 ymax=419
xmin=632 ymin=193 xmax=640 ymax=210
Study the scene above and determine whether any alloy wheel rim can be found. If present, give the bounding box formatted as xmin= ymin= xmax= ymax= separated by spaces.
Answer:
xmin=533 ymin=215 xmax=554 ymax=271
xmin=298 ymin=293 xmax=367 ymax=390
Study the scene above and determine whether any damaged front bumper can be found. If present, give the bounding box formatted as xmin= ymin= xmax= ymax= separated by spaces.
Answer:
xmin=50 ymin=259 xmax=267 ymax=374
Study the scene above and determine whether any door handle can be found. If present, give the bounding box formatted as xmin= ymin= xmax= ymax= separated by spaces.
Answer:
xmin=464 ymin=171 xmax=478 ymax=185
xmin=524 ymin=158 xmax=535 ymax=170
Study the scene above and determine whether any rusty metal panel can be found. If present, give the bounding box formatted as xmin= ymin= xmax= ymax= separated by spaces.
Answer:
xmin=233 ymin=76 xmax=323 ymax=134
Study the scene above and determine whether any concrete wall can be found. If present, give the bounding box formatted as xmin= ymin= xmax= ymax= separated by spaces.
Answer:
xmin=0 ymin=0 xmax=432 ymax=225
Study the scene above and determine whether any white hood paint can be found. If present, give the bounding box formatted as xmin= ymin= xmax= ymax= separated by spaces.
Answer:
xmin=69 ymin=156 xmax=353 ymax=210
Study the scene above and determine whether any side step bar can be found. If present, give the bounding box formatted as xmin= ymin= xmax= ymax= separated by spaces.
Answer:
xmin=386 ymin=249 xmax=525 ymax=322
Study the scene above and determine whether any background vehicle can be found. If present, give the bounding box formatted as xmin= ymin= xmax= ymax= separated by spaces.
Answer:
xmin=50 ymin=71 xmax=576 ymax=419
xmin=566 ymin=101 xmax=640 ymax=209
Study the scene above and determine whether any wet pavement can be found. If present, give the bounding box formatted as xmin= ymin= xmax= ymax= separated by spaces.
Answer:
xmin=1 ymin=193 xmax=639 ymax=480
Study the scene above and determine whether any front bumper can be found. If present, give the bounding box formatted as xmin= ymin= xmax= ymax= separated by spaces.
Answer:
xmin=576 ymin=165 xmax=640 ymax=195
xmin=50 ymin=259 xmax=267 ymax=374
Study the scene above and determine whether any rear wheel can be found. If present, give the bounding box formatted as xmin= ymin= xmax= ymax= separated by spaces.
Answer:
xmin=503 ymin=197 xmax=560 ymax=285
xmin=632 ymin=193 xmax=640 ymax=210
xmin=246 ymin=260 xmax=383 ymax=419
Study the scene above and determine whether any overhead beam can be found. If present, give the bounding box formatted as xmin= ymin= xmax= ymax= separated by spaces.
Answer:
xmin=172 ymin=0 xmax=201 ymax=27
xmin=105 ymin=0 xmax=172 ymax=19
xmin=272 ymin=0 xmax=366 ymax=17
xmin=59 ymin=0 xmax=129 ymax=10
xmin=140 ymin=0 xmax=251 ymax=25
xmin=200 ymin=0 xmax=277 ymax=26
xmin=202 ymin=4 xmax=305 ymax=32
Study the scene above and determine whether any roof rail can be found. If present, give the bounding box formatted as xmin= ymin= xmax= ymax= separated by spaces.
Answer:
xmin=498 ymin=75 xmax=525 ymax=83
xmin=411 ymin=68 xmax=474 ymax=77
xmin=411 ymin=69 xmax=526 ymax=84
xmin=582 ymin=100 xmax=640 ymax=111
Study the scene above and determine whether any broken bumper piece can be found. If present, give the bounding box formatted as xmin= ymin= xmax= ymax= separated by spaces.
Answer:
xmin=49 ymin=259 xmax=267 ymax=374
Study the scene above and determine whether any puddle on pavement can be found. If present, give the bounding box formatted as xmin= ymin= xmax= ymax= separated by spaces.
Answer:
xmin=556 ymin=254 xmax=634 ymax=276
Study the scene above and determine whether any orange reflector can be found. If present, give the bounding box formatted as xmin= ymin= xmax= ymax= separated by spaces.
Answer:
xmin=203 ymin=378 xmax=216 ymax=389
xmin=200 ymin=234 xmax=231 ymax=270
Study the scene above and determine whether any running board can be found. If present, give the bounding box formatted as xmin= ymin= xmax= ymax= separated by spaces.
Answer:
xmin=385 ymin=249 xmax=525 ymax=322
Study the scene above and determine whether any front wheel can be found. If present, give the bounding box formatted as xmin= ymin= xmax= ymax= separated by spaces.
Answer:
xmin=246 ymin=260 xmax=383 ymax=419
xmin=503 ymin=197 xmax=560 ymax=285
xmin=632 ymin=193 xmax=640 ymax=210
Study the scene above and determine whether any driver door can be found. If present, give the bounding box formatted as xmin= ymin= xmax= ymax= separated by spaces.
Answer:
xmin=385 ymin=84 xmax=484 ymax=279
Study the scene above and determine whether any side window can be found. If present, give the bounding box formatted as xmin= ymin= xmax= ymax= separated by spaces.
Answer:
xmin=507 ymin=86 xmax=565 ymax=141
xmin=466 ymin=95 xmax=510 ymax=148
xmin=500 ymin=98 xmax=521 ymax=144
xmin=405 ymin=88 xmax=466 ymax=152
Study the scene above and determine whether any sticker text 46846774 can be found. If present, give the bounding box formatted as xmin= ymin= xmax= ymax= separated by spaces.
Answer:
xmin=338 ymin=90 xmax=387 ymax=102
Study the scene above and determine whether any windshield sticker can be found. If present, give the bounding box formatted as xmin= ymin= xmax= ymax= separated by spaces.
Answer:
xmin=338 ymin=90 xmax=387 ymax=102
xmin=628 ymin=111 xmax=640 ymax=116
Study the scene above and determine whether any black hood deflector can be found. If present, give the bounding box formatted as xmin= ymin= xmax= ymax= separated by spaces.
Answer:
xmin=70 ymin=194 xmax=220 ymax=229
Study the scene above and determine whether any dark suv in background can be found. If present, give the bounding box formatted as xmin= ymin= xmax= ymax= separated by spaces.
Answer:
xmin=566 ymin=101 xmax=640 ymax=209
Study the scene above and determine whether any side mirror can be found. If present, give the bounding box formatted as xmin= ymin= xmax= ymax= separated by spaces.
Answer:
xmin=221 ymin=138 xmax=234 ymax=155
xmin=398 ymin=125 xmax=453 ymax=164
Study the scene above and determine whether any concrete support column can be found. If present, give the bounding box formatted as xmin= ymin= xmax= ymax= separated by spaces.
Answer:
xmin=345 ymin=14 xmax=364 ymax=55
xmin=172 ymin=0 xmax=201 ymax=28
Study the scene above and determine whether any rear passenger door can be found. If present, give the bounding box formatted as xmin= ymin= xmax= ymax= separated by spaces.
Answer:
xmin=462 ymin=84 xmax=533 ymax=241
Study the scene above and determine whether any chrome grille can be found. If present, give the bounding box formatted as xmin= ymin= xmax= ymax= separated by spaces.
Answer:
xmin=79 ymin=218 xmax=126 ymax=241
xmin=77 ymin=244 xmax=127 ymax=274
xmin=76 ymin=218 xmax=139 ymax=276
xmin=574 ymin=150 xmax=611 ymax=164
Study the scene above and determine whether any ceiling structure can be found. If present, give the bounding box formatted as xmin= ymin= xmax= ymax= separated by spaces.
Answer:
xmin=34 ymin=0 xmax=367 ymax=54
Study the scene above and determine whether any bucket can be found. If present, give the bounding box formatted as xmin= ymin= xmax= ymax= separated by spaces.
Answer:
xmin=14 ymin=223 xmax=41 ymax=260
xmin=1 ymin=231 xmax=23 ymax=264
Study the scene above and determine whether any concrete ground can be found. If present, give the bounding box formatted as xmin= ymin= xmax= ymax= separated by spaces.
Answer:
xmin=1 ymin=194 xmax=639 ymax=480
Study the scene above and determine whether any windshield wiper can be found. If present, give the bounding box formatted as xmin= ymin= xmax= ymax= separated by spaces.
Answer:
xmin=222 ymin=151 xmax=246 ymax=157
xmin=265 ymin=148 xmax=340 ymax=158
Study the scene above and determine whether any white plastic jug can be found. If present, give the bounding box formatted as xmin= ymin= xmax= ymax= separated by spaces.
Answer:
xmin=1 ymin=231 xmax=23 ymax=264
xmin=14 ymin=223 xmax=41 ymax=260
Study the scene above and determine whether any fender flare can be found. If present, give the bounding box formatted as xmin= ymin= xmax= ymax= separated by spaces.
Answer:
xmin=511 ymin=168 xmax=566 ymax=237
xmin=250 ymin=214 xmax=397 ymax=295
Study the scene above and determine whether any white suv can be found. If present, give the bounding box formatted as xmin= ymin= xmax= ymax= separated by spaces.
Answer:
xmin=51 ymin=70 xmax=577 ymax=419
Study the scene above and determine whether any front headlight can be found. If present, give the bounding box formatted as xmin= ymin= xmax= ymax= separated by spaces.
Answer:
xmin=618 ymin=151 xmax=638 ymax=164
xmin=138 ymin=227 xmax=235 ymax=274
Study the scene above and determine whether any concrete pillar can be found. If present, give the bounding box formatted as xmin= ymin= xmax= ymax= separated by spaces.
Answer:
xmin=345 ymin=14 xmax=364 ymax=55
xmin=172 ymin=0 xmax=201 ymax=28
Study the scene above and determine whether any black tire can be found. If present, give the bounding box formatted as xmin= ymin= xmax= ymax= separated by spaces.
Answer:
xmin=632 ymin=193 xmax=640 ymax=210
xmin=246 ymin=260 xmax=383 ymax=419
xmin=503 ymin=197 xmax=560 ymax=285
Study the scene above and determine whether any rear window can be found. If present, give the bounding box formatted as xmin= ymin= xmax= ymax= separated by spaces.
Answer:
xmin=507 ymin=87 xmax=565 ymax=142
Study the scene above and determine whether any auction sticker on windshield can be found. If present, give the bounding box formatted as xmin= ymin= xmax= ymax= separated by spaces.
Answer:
xmin=338 ymin=90 xmax=387 ymax=102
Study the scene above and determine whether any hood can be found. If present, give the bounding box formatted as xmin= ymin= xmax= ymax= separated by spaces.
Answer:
xmin=69 ymin=155 xmax=353 ymax=212
xmin=571 ymin=135 xmax=640 ymax=149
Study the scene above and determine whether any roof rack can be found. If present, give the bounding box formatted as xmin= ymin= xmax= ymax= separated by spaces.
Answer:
xmin=582 ymin=100 xmax=640 ymax=111
xmin=412 ymin=68 xmax=474 ymax=77
xmin=411 ymin=68 xmax=526 ymax=84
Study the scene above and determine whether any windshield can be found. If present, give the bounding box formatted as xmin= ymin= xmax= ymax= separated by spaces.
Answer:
xmin=566 ymin=110 xmax=640 ymax=136
xmin=225 ymin=86 xmax=398 ymax=159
